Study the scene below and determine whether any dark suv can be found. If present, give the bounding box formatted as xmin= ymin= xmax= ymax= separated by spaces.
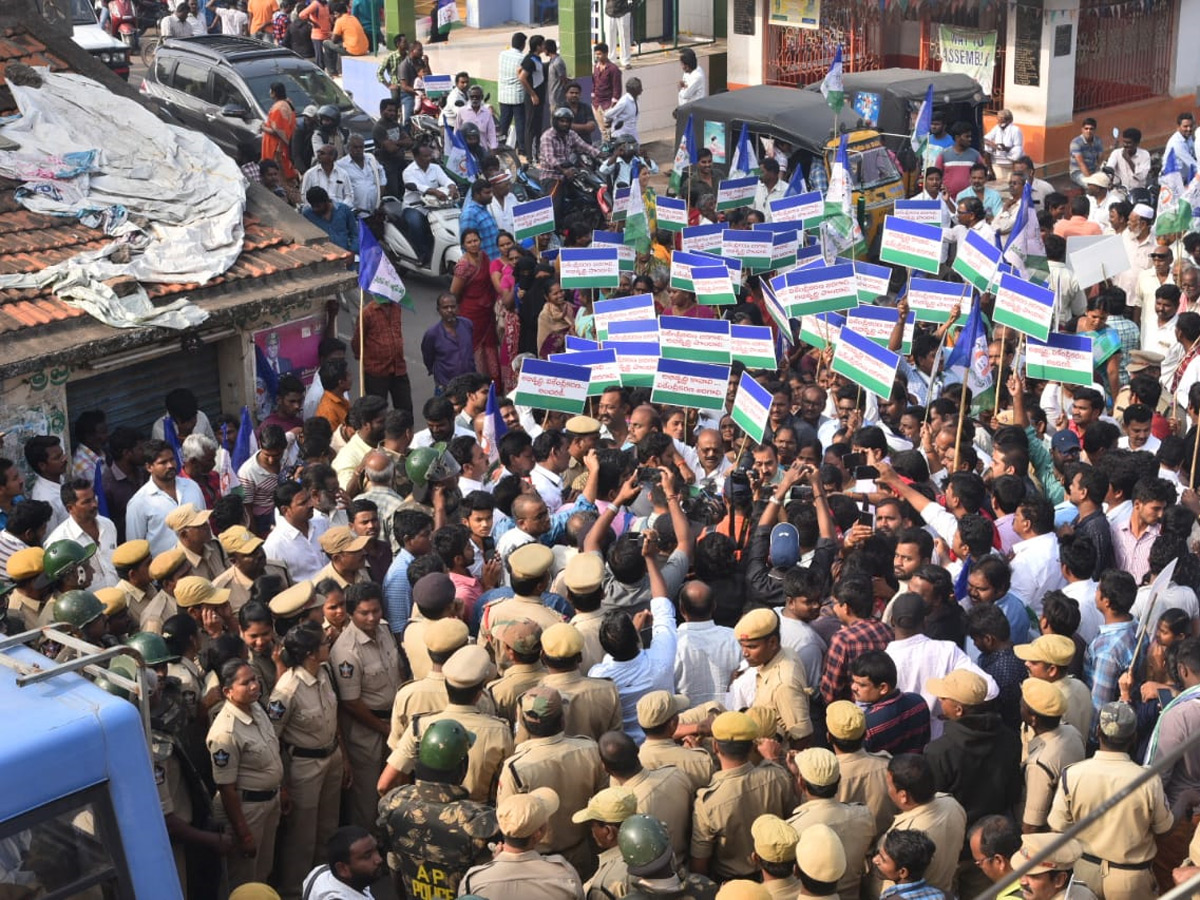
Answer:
xmin=141 ymin=36 xmax=374 ymax=164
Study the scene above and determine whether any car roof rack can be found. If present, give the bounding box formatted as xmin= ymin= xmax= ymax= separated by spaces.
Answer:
xmin=162 ymin=35 xmax=290 ymax=62
xmin=0 ymin=625 xmax=154 ymax=742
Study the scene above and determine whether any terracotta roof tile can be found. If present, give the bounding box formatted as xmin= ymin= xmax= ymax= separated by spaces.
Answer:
xmin=0 ymin=23 xmax=351 ymax=336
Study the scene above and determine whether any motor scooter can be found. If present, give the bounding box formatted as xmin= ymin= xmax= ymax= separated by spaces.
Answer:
xmin=379 ymin=193 xmax=463 ymax=279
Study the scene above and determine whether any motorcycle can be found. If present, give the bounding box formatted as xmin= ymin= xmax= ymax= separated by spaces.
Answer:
xmin=379 ymin=190 xmax=463 ymax=279
xmin=544 ymin=151 xmax=610 ymax=230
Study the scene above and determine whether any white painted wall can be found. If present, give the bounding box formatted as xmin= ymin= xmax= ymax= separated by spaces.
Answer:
xmin=1004 ymin=0 xmax=1078 ymax=129
xmin=1173 ymin=0 xmax=1200 ymax=96
xmin=726 ymin=0 xmax=763 ymax=86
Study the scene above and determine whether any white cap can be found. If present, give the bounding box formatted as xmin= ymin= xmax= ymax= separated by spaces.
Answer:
xmin=1132 ymin=202 xmax=1156 ymax=221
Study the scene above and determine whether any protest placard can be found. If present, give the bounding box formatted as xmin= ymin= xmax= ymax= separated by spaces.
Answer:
xmin=606 ymin=340 xmax=661 ymax=387
xmin=731 ymin=371 xmax=772 ymax=443
xmin=799 ymin=312 xmax=845 ymax=350
xmin=769 ymin=190 xmax=825 ymax=229
xmin=559 ymin=247 xmax=621 ymax=289
xmin=853 ymin=261 xmax=892 ymax=303
xmin=908 ymin=277 xmax=970 ymax=325
xmin=716 ymin=176 xmax=758 ymax=211
xmin=513 ymin=359 xmax=591 ymax=413
xmin=1066 ymin=234 xmax=1131 ymax=289
xmin=591 ymin=231 xmax=636 ymax=272
xmin=952 ymin=228 xmax=1003 ymax=292
xmin=845 ymin=305 xmax=915 ymax=354
xmin=565 ymin=336 xmax=599 ymax=351
xmin=1025 ymin=333 xmax=1094 ymax=386
xmin=593 ymin=293 xmax=655 ymax=340
xmin=681 ymin=223 xmax=726 ymax=254
xmin=656 ymin=195 xmax=687 ymax=232
xmin=549 ymin=348 xmax=622 ymax=395
xmin=879 ymin=216 xmax=944 ymax=274
xmin=721 ymin=230 xmax=774 ymax=272
xmin=512 ymin=196 xmax=555 ymax=240
xmin=992 ymin=272 xmax=1056 ymax=341
xmin=894 ymin=199 xmax=944 ymax=226
xmin=692 ymin=265 xmax=738 ymax=306
xmin=778 ymin=263 xmax=857 ymax=316
xmin=606 ymin=318 xmax=660 ymax=345
xmin=831 ymin=327 xmax=902 ymax=399
xmin=731 ymin=324 xmax=777 ymax=369
xmin=651 ymin=358 xmax=731 ymax=410
xmin=660 ymin=316 xmax=731 ymax=363
xmin=422 ymin=74 xmax=452 ymax=97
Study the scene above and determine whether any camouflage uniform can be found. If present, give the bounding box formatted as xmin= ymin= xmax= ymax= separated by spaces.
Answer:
xmin=378 ymin=780 xmax=499 ymax=899
xmin=624 ymin=874 xmax=718 ymax=900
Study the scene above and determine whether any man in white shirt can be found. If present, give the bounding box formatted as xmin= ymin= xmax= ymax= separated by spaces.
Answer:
xmin=25 ymin=436 xmax=69 ymax=533
xmin=952 ymin=196 xmax=996 ymax=252
xmin=335 ymin=134 xmax=384 ymax=214
xmin=694 ymin=428 xmax=732 ymax=494
xmin=262 ymin=481 xmax=330 ymax=582
xmin=302 ymin=145 xmax=355 ymax=208
xmin=1141 ymin=284 xmax=1181 ymax=357
xmin=984 ymin=110 xmax=1023 ymax=182
xmin=590 ymin=594 xmax=678 ymax=744
xmin=530 ymin=431 xmax=569 ymax=513
xmin=45 ymin=479 xmax=119 ymax=588
xmin=754 ymin=158 xmax=788 ymax=220
xmin=301 ymin=826 xmax=384 ymax=900
xmin=1106 ymin=127 xmax=1152 ymax=190
xmin=489 ymin=171 xmax=517 ymax=236
xmin=401 ymin=142 xmax=457 ymax=267
xmin=1009 ymin=496 xmax=1065 ymax=616
xmin=125 ymin=441 xmax=206 ymax=556
xmin=602 ymin=78 xmax=642 ymax=144
xmin=677 ymin=48 xmax=706 ymax=105
xmin=1166 ymin=112 xmax=1197 ymax=180
xmin=1115 ymin=204 xmax=1157 ymax=301
xmin=674 ymin=582 xmax=741 ymax=706
xmin=160 ymin=2 xmax=195 ymax=38
xmin=1134 ymin=248 xmax=1175 ymax=335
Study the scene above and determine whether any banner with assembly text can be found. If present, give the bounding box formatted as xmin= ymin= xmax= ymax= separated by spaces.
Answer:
xmin=593 ymin=293 xmax=655 ymax=340
xmin=951 ymin=228 xmax=1002 ymax=293
xmin=799 ymin=311 xmax=845 ymax=350
xmin=894 ymin=199 xmax=945 ymax=227
xmin=606 ymin=339 xmax=661 ymax=387
xmin=656 ymin=195 xmax=688 ymax=232
xmin=846 ymin=305 xmax=915 ymax=355
xmin=992 ymin=273 xmax=1056 ymax=341
xmin=591 ymin=231 xmax=636 ymax=273
xmin=716 ymin=176 xmax=758 ymax=212
xmin=722 ymin=230 xmax=774 ymax=272
xmin=769 ymin=190 xmax=825 ymax=229
xmin=681 ymin=223 xmax=725 ymax=254
xmin=548 ymin=348 xmax=622 ymax=395
xmin=692 ymin=265 xmax=738 ymax=306
xmin=731 ymin=324 xmax=777 ymax=369
xmin=773 ymin=263 xmax=857 ymax=316
xmin=512 ymin=197 xmax=556 ymax=240
xmin=853 ymin=261 xmax=891 ymax=303
xmin=559 ymin=247 xmax=621 ymax=289
xmin=908 ymin=277 xmax=970 ymax=325
xmin=659 ymin=316 xmax=731 ymax=364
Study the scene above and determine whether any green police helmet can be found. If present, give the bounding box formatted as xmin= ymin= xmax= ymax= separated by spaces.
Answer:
xmin=93 ymin=656 xmax=140 ymax=702
xmin=418 ymin=719 xmax=476 ymax=771
xmin=43 ymin=539 xmax=97 ymax=582
xmin=405 ymin=443 xmax=461 ymax=488
xmin=53 ymin=589 xmax=105 ymax=629
xmin=124 ymin=631 xmax=180 ymax=666
xmin=618 ymin=814 xmax=673 ymax=874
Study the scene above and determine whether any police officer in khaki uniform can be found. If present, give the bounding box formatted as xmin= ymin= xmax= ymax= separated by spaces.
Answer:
xmin=561 ymin=415 xmax=601 ymax=493
xmin=167 ymin=503 xmax=226 ymax=582
xmin=481 ymin=544 xmax=566 ymax=666
xmin=269 ymin=621 xmax=345 ymax=900
xmin=1048 ymin=701 xmax=1173 ymax=900
xmin=206 ymin=658 xmax=285 ymax=889
xmin=825 ymin=700 xmax=897 ymax=836
xmin=690 ymin=711 xmax=794 ymax=880
xmin=460 ymin=787 xmax=585 ymax=900
xmin=389 ymin=616 xmax=470 ymax=748
xmin=498 ymin=685 xmax=606 ymax=877
xmin=1011 ymin=833 xmax=1098 ymax=900
xmin=382 ymin=643 xmax=514 ymax=803
xmin=330 ymin=581 xmax=402 ymax=829
xmin=749 ymin=815 xmax=800 ymax=900
xmin=6 ymin=548 xmax=49 ymax=631
xmin=141 ymin=547 xmax=192 ymax=635
xmin=176 ymin=576 xmax=237 ymax=663
xmin=267 ymin=580 xmax=325 ymax=632
xmin=734 ymin=608 xmax=813 ymax=744
xmin=1020 ymin=677 xmax=1086 ymax=832
xmin=489 ymin=619 xmax=549 ymax=723
xmin=112 ymin=539 xmax=153 ymax=624
xmin=637 ymin=691 xmax=717 ymax=794
xmin=600 ymin=730 xmax=694 ymax=862
xmin=401 ymin=572 xmax=462 ymax=681
xmin=534 ymin=622 xmax=622 ymax=742
xmin=564 ymin=554 xmax=607 ymax=675
xmin=882 ymin=753 xmax=967 ymax=897
xmin=574 ymin=787 xmax=638 ymax=900
xmin=315 ymin=527 xmax=373 ymax=588
xmin=794 ymin=824 xmax=847 ymax=900
xmin=785 ymin=748 xmax=875 ymax=900
xmin=1015 ymin=634 xmax=1094 ymax=743
xmin=213 ymin=526 xmax=291 ymax=613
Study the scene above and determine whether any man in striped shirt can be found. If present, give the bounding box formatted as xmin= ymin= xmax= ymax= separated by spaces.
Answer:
xmin=851 ymin=649 xmax=931 ymax=756
xmin=1112 ymin=476 xmax=1172 ymax=583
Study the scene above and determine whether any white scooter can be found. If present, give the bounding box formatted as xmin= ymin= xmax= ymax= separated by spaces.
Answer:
xmin=379 ymin=193 xmax=463 ymax=279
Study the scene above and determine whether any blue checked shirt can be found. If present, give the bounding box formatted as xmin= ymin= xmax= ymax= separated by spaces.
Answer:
xmin=382 ymin=548 xmax=414 ymax=636
xmin=460 ymin=201 xmax=500 ymax=260
xmin=881 ymin=881 xmax=946 ymax=900
xmin=497 ymin=48 xmax=525 ymax=105
xmin=1109 ymin=315 xmax=1139 ymax=387
xmin=1084 ymin=620 xmax=1137 ymax=720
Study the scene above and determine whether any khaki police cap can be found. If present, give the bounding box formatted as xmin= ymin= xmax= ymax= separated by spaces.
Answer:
xmin=744 ymin=707 xmax=780 ymax=741
xmin=424 ymin=617 xmax=470 ymax=654
xmin=795 ymin=823 xmax=846 ymax=883
xmin=7 ymin=547 xmax=44 ymax=581
xmin=174 ymin=576 xmax=232 ymax=609
xmin=571 ymin=786 xmax=637 ymax=824
xmin=563 ymin=552 xmax=605 ymax=593
xmin=825 ymin=700 xmax=866 ymax=741
xmin=494 ymin=618 xmax=543 ymax=655
xmin=319 ymin=526 xmax=371 ymax=555
xmin=715 ymin=881 xmax=771 ymax=900
xmin=1021 ymin=677 xmax=1066 ymax=717
xmin=926 ymin=669 xmax=987 ymax=706
xmin=112 ymin=540 xmax=151 ymax=568
xmin=520 ymin=685 xmax=563 ymax=722
xmin=750 ymin=814 xmax=798 ymax=864
xmin=165 ymin=503 xmax=211 ymax=532
xmin=94 ymin=586 xmax=127 ymax=615
xmin=508 ymin=543 xmax=554 ymax=581
xmin=442 ymin=644 xmax=492 ymax=688
xmin=734 ymin=608 xmax=779 ymax=641
xmin=797 ymin=747 xmax=840 ymax=787
xmin=565 ymin=415 xmax=601 ymax=436
xmin=1014 ymin=634 xmax=1076 ymax=667
xmin=636 ymin=691 xmax=691 ymax=729
xmin=542 ymin=622 xmax=584 ymax=658
xmin=268 ymin=580 xmax=317 ymax=618
xmin=218 ymin=525 xmax=264 ymax=556
xmin=1011 ymin=833 xmax=1084 ymax=874
xmin=229 ymin=886 xmax=282 ymax=900
xmin=711 ymin=710 xmax=759 ymax=741
xmin=149 ymin=547 xmax=188 ymax=581
xmin=497 ymin=786 xmax=559 ymax=838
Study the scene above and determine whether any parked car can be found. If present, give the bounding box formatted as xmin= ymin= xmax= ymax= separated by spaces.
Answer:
xmin=140 ymin=35 xmax=374 ymax=165
xmin=67 ymin=0 xmax=131 ymax=79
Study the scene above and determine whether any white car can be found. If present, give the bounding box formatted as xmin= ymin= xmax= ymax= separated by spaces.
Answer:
xmin=69 ymin=0 xmax=132 ymax=79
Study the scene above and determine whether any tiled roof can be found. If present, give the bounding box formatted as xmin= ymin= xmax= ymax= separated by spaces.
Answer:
xmin=0 ymin=23 xmax=353 ymax=340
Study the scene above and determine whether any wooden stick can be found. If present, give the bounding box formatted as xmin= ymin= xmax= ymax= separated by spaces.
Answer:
xmin=952 ymin=375 xmax=970 ymax=474
xmin=358 ymin=288 xmax=366 ymax=395
xmin=1191 ymin=426 xmax=1199 ymax=491
xmin=732 ymin=433 xmax=750 ymax=468
xmin=993 ymin=334 xmax=1007 ymax=417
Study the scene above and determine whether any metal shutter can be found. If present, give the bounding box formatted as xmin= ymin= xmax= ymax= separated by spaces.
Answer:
xmin=66 ymin=343 xmax=223 ymax=438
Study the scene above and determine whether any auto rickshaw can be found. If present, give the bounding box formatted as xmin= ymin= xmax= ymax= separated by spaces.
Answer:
xmin=674 ymin=86 xmax=906 ymax=251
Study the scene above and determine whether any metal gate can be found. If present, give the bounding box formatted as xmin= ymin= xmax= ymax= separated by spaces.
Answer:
xmin=1073 ymin=0 xmax=1175 ymax=113
xmin=66 ymin=343 xmax=222 ymax=439
xmin=765 ymin=1 xmax=881 ymax=87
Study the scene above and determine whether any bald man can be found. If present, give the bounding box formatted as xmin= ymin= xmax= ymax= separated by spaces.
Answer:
xmin=695 ymin=429 xmax=731 ymax=486
xmin=676 ymin=581 xmax=742 ymax=705
xmin=359 ymin=450 xmax=405 ymax=552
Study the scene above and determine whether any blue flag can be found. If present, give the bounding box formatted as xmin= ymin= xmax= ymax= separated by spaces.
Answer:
xmin=480 ymin=383 xmax=508 ymax=464
xmin=954 ymin=553 xmax=972 ymax=602
xmin=944 ymin=298 xmax=993 ymax=395
xmin=445 ymin=124 xmax=479 ymax=180
xmin=731 ymin=122 xmax=758 ymax=178
xmin=93 ymin=460 xmax=110 ymax=519
xmin=785 ymin=160 xmax=808 ymax=197
xmin=670 ymin=113 xmax=699 ymax=195
xmin=358 ymin=221 xmax=410 ymax=308
xmin=910 ymin=84 xmax=934 ymax=155
xmin=162 ymin=416 xmax=183 ymax=468
xmin=233 ymin=405 xmax=255 ymax=472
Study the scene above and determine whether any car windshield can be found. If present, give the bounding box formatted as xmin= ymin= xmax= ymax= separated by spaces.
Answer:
xmin=69 ymin=0 xmax=98 ymax=25
xmin=845 ymin=146 xmax=901 ymax=190
xmin=242 ymin=64 xmax=358 ymax=118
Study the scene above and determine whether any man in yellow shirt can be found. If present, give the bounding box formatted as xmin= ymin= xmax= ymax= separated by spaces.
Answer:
xmin=325 ymin=2 xmax=368 ymax=76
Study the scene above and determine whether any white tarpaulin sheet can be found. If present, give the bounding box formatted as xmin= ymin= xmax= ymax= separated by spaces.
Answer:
xmin=0 ymin=67 xmax=250 ymax=329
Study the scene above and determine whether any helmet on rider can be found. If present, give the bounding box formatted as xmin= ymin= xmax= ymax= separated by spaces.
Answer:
xmin=461 ymin=122 xmax=481 ymax=142
xmin=552 ymin=107 xmax=574 ymax=131
xmin=317 ymin=104 xmax=341 ymax=128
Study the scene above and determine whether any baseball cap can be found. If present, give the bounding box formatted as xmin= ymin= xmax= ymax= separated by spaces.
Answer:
xmin=926 ymin=669 xmax=988 ymax=706
xmin=495 ymin=618 xmax=543 ymax=655
xmin=734 ymin=608 xmax=779 ymax=641
xmin=565 ymin=415 xmax=601 ymax=436
xmin=112 ymin=540 xmax=150 ymax=567
xmin=571 ymin=786 xmax=637 ymax=824
xmin=1021 ymin=677 xmax=1066 ymax=717
xmin=149 ymin=547 xmax=188 ymax=581
xmin=769 ymin=523 xmax=799 ymax=569
xmin=424 ymin=617 xmax=470 ymax=654
xmin=519 ymin=685 xmax=563 ymax=723
xmin=7 ymin=547 xmax=44 ymax=582
xmin=165 ymin=503 xmax=211 ymax=532
xmin=218 ymin=525 xmax=263 ymax=556
xmin=1098 ymin=701 xmax=1136 ymax=742
xmin=174 ymin=576 xmax=232 ymax=609
xmin=1011 ymin=833 xmax=1084 ymax=874
xmin=715 ymin=882 xmax=771 ymax=900
xmin=1083 ymin=171 xmax=1111 ymax=189
xmin=497 ymin=787 xmax=559 ymax=838
xmin=269 ymin=580 xmax=318 ymax=617
xmin=637 ymin=691 xmax=690 ymax=730
xmin=412 ymin=572 xmax=457 ymax=615
xmin=442 ymin=644 xmax=492 ymax=688
xmin=1015 ymin=634 xmax=1076 ymax=667
xmin=1051 ymin=430 xmax=1081 ymax=453
xmin=509 ymin=543 xmax=554 ymax=580
xmin=319 ymin=527 xmax=370 ymax=555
